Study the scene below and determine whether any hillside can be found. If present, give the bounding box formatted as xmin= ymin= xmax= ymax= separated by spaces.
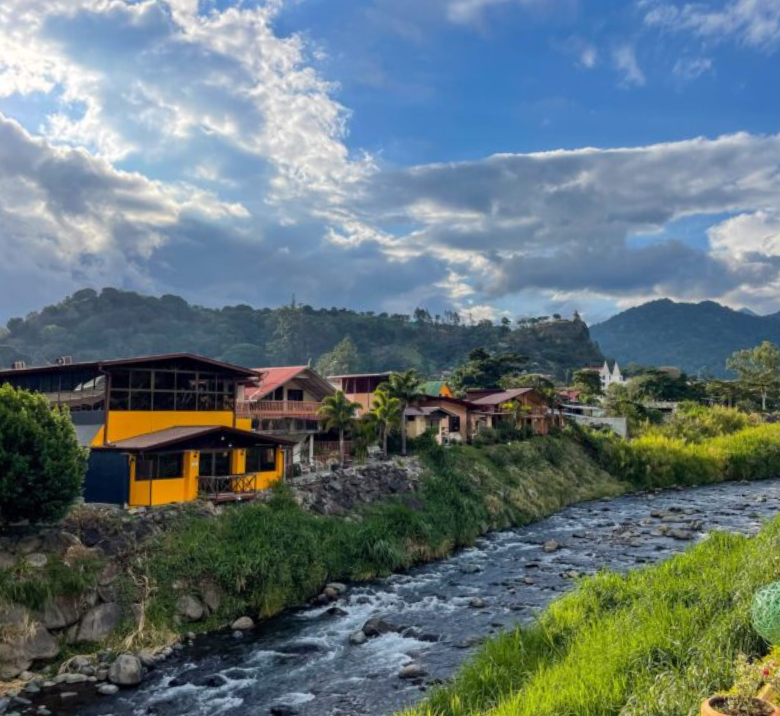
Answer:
xmin=0 ymin=288 xmax=603 ymax=378
xmin=591 ymin=299 xmax=780 ymax=376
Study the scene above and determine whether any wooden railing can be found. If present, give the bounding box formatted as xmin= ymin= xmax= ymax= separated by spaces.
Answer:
xmin=236 ymin=400 xmax=323 ymax=419
xmin=198 ymin=474 xmax=258 ymax=502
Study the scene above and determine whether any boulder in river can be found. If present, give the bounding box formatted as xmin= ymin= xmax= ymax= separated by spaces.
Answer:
xmin=362 ymin=618 xmax=396 ymax=638
xmin=231 ymin=616 xmax=255 ymax=631
xmin=349 ymin=630 xmax=367 ymax=646
xmin=542 ymin=540 xmax=560 ymax=553
xmin=398 ymin=663 xmax=427 ymax=680
xmin=108 ymin=654 xmax=143 ymax=686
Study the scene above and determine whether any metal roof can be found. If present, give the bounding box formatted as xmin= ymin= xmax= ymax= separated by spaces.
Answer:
xmin=244 ymin=366 xmax=335 ymax=401
xmin=97 ymin=425 xmax=295 ymax=452
xmin=469 ymin=388 xmax=538 ymax=406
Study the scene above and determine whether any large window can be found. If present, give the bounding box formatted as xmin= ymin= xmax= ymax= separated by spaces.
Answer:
xmin=199 ymin=451 xmax=233 ymax=477
xmin=287 ymin=389 xmax=304 ymax=402
xmin=135 ymin=453 xmax=184 ymax=481
xmin=246 ymin=447 xmax=277 ymax=473
xmin=109 ymin=369 xmax=236 ymax=412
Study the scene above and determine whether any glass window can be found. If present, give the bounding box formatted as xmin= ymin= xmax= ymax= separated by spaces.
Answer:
xmin=154 ymin=371 xmax=176 ymax=390
xmin=112 ymin=371 xmax=131 ymax=390
xmin=176 ymin=391 xmax=196 ymax=411
xmin=199 ymin=451 xmax=232 ymax=476
xmin=247 ymin=447 xmax=277 ymax=472
xmin=287 ymin=389 xmax=304 ymax=402
xmin=130 ymin=370 xmax=152 ymax=390
xmin=272 ymin=387 xmax=284 ymax=401
xmin=130 ymin=391 xmax=153 ymax=411
xmin=110 ymin=390 xmax=130 ymax=411
xmin=153 ymin=392 xmax=176 ymax=411
xmin=177 ymin=372 xmax=198 ymax=391
xmin=136 ymin=453 xmax=183 ymax=481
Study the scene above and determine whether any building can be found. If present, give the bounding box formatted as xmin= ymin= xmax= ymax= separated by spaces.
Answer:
xmin=237 ymin=365 xmax=337 ymax=465
xmin=584 ymin=361 xmax=626 ymax=391
xmin=327 ymin=372 xmax=393 ymax=413
xmin=420 ymin=381 xmax=454 ymax=398
xmin=466 ymin=388 xmax=562 ymax=436
xmin=0 ymin=354 xmax=292 ymax=507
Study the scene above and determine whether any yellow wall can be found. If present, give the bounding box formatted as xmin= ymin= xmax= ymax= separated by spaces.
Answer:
xmin=127 ymin=446 xmax=284 ymax=507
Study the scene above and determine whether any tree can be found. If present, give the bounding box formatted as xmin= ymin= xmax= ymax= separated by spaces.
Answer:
xmin=315 ymin=336 xmax=359 ymax=377
xmin=450 ymin=349 xmax=528 ymax=393
xmin=726 ymin=341 xmax=780 ymax=411
xmin=0 ymin=385 xmax=87 ymax=524
xmin=572 ymin=369 xmax=602 ymax=397
xmin=317 ymin=391 xmax=362 ymax=466
xmin=382 ymin=370 xmax=424 ymax=456
xmin=370 ymin=388 xmax=403 ymax=458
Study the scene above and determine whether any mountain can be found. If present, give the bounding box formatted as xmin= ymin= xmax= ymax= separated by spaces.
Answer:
xmin=0 ymin=288 xmax=604 ymax=379
xmin=590 ymin=299 xmax=780 ymax=376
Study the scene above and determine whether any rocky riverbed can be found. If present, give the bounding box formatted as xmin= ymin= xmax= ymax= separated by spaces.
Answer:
xmin=12 ymin=477 xmax=780 ymax=716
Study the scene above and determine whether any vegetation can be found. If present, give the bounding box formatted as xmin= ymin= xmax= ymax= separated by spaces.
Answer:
xmin=572 ymin=368 xmax=602 ymax=399
xmin=402 ymin=520 xmax=780 ymax=716
xmin=449 ymin=349 xmax=529 ymax=393
xmin=370 ymin=388 xmax=403 ymax=458
xmin=590 ymin=298 xmax=780 ymax=378
xmin=0 ymin=385 xmax=87 ymax=524
xmin=0 ymin=288 xmax=603 ymax=378
xmin=727 ymin=341 xmax=780 ymax=411
xmin=317 ymin=391 xmax=361 ymax=465
xmin=381 ymin=370 xmax=424 ymax=456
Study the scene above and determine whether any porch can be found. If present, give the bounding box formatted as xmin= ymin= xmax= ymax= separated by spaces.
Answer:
xmin=197 ymin=473 xmax=275 ymax=503
xmin=236 ymin=399 xmax=323 ymax=420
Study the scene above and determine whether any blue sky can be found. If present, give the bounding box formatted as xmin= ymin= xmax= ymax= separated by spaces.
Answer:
xmin=1 ymin=0 xmax=780 ymax=326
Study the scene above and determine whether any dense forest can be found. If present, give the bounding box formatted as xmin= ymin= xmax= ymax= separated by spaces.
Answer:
xmin=0 ymin=288 xmax=603 ymax=378
xmin=591 ymin=299 xmax=780 ymax=377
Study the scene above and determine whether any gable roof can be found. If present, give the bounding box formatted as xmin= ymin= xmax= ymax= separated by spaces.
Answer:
xmin=470 ymin=388 xmax=540 ymax=406
xmin=421 ymin=380 xmax=450 ymax=396
xmin=97 ymin=425 xmax=295 ymax=452
xmin=244 ymin=366 xmax=335 ymax=401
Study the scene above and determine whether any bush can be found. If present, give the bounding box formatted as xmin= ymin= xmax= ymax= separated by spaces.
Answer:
xmin=0 ymin=384 xmax=87 ymax=524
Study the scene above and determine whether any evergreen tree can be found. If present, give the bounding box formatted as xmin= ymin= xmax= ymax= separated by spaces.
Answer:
xmin=316 ymin=336 xmax=359 ymax=376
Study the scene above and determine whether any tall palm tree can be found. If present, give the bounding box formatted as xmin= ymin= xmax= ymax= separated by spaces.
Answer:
xmin=317 ymin=391 xmax=361 ymax=466
xmin=371 ymin=387 xmax=403 ymax=458
xmin=384 ymin=370 xmax=424 ymax=456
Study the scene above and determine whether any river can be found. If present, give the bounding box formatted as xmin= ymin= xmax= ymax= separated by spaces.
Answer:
xmin=35 ymin=478 xmax=780 ymax=716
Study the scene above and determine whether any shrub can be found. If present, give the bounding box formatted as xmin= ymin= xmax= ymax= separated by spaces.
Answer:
xmin=0 ymin=384 xmax=87 ymax=524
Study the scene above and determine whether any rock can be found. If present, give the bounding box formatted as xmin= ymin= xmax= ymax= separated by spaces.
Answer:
xmin=138 ymin=651 xmax=156 ymax=669
xmin=62 ymin=673 xmax=88 ymax=684
xmin=25 ymin=553 xmax=48 ymax=569
xmin=522 ymin=577 xmax=536 ymax=585
xmin=23 ymin=682 xmax=40 ymax=695
xmin=68 ymin=655 xmax=92 ymax=671
xmin=231 ymin=616 xmax=255 ymax=631
xmin=323 ymin=607 xmax=348 ymax=618
xmin=361 ymin=618 xmax=395 ymax=638
xmin=75 ymin=603 xmax=122 ymax=643
xmin=16 ymin=536 xmax=42 ymax=556
xmin=0 ymin=609 xmax=59 ymax=680
xmin=41 ymin=595 xmax=81 ymax=631
xmin=0 ymin=551 xmax=16 ymax=570
xmin=200 ymin=583 xmax=221 ymax=613
xmin=398 ymin=664 xmax=427 ymax=680
xmin=270 ymin=706 xmax=299 ymax=716
xmin=176 ymin=595 xmax=205 ymax=622
xmin=97 ymin=563 xmax=119 ymax=587
xmin=323 ymin=587 xmax=337 ymax=600
xmin=669 ymin=530 xmax=694 ymax=541
xmin=459 ymin=564 xmax=481 ymax=574
xmin=108 ymin=654 xmax=143 ymax=686
xmin=325 ymin=582 xmax=347 ymax=595
xmin=97 ymin=683 xmax=119 ymax=696
xmin=232 ymin=630 xmax=244 ymax=639
xmin=349 ymin=630 xmax=367 ymax=646
xmin=542 ymin=540 xmax=560 ymax=553
xmin=468 ymin=597 xmax=486 ymax=609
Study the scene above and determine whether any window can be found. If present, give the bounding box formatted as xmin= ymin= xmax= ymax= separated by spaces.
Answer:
xmin=246 ymin=447 xmax=276 ymax=473
xmin=272 ymin=387 xmax=284 ymax=401
xmin=199 ymin=451 xmax=233 ymax=477
xmin=108 ymin=368 xmax=237 ymax=412
xmin=287 ymin=389 xmax=304 ymax=402
xmin=135 ymin=453 xmax=183 ymax=481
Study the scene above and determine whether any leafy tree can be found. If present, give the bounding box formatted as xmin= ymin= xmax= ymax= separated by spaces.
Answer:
xmin=572 ymin=369 xmax=602 ymax=397
xmin=382 ymin=370 xmax=424 ymax=456
xmin=603 ymin=384 xmax=661 ymax=433
xmin=219 ymin=343 xmax=266 ymax=367
xmin=316 ymin=336 xmax=359 ymax=377
xmin=370 ymin=388 xmax=403 ymax=458
xmin=351 ymin=415 xmax=379 ymax=464
xmin=0 ymin=385 xmax=87 ymax=524
xmin=317 ymin=391 xmax=361 ymax=466
xmin=726 ymin=341 xmax=780 ymax=411
xmin=626 ymin=369 xmax=705 ymax=403
xmin=450 ymin=349 xmax=528 ymax=393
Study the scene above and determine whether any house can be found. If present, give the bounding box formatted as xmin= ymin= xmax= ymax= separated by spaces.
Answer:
xmin=236 ymin=365 xmax=337 ymax=465
xmin=0 ymin=354 xmax=293 ymax=507
xmin=410 ymin=396 xmax=472 ymax=443
xmin=466 ymin=388 xmax=562 ymax=436
xmin=327 ymin=372 xmax=393 ymax=413
xmin=421 ymin=381 xmax=454 ymax=398
xmin=404 ymin=406 xmax=459 ymax=444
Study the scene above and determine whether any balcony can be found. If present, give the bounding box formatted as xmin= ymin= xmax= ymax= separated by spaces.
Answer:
xmin=236 ymin=399 xmax=323 ymax=420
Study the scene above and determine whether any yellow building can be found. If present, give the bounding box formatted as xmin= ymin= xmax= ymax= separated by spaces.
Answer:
xmin=0 ymin=354 xmax=292 ymax=507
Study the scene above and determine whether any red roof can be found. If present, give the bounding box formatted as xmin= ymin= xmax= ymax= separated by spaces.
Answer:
xmin=244 ymin=366 xmax=309 ymax=400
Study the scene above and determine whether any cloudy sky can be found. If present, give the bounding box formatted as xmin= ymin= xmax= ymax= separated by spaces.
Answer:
xmin=1 ymin=0 xmax=780 ymax=324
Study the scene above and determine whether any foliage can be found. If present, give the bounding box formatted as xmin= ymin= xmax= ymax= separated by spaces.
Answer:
xmin=401 ymin=521 xmax=780 ymax=716
xmin=646 ymin=402 xmax=757 ymax=443
xmin=317 ymin=391 xmax=361 ymax=465
xmin=727 ymin=341 xmax=780 ymax=411
xmin=450 ymin=349 xmax=529 ymax=394
xmin=0 ymin=288 xmax=604 ymax=379
xmin=315 ymin=336 xmax=359 ymax=377
xmin=371 ymin=388 xmax=403 ymax=458
xmin=381 ymin=370 xmax=424 ymax=456
xmin=602 ymin=383 xmax=662 ymax=433
xmin=626 ymin=367 xmax=705 ymax=402
xmin=0 ymin=384 xmax=87 ymax=524
xmin=590 ymin=298 xmax=780 ymax=378
xmin=572 ymin=369 xmax=602 ymax=398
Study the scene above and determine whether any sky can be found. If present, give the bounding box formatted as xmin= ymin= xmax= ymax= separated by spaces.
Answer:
xmin=1 ymin=0 xmax=780 ymax=325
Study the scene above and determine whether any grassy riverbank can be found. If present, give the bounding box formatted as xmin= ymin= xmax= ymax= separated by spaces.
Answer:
xmin=139 ymin=434 xmax=624 ymax=641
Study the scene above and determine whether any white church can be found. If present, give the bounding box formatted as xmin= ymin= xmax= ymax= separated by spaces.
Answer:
xmin=597 ymin=360 xmax=626 ymax=390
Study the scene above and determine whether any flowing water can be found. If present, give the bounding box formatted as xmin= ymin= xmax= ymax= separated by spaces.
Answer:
xmin=36 ymin=478 xmax=780 ymax=716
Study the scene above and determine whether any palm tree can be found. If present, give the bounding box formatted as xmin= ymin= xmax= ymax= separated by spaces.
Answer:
xmin=371 ymin=388 xmax=403 ymax=458
xmin=383 ymin=370 xmax=424 ymax=456
xmin=317 ymin=391 xmax=361 ymax=466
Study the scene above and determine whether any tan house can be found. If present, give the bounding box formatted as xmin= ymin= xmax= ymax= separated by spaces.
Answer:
xmin=466 ymin=388 xmax=562 ymax=436
xmin=405 ymin=405 xmax=461 ymax=444
xmin=328 ymin=372 xmax=393 ymax=413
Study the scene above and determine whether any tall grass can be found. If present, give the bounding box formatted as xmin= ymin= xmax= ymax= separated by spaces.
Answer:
xmin=403 ymin=521 xmax=780 ymax=716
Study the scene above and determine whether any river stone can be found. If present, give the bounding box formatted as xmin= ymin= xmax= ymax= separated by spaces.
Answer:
xmin=97 ymin=683 xmax=119 ymax=695
xmin=323 ymin=587 xmax=338 ymax=600
xmin=75 ymin=603 xmax=122 ymax=643
xmin=231 ymin=616 xmax=254 ymax=631
xmin=349 ymin=630 xmax=367 ymax=646
xmin=0 ymin=608 xmax=59 ymax=680
xmin=41 ymin=595 xmax=81 ymax=630
xmin=468 ymin=597 xmax=486 ymax=609
xmin=108 ymin=654 xmax=142 ymax=686
xmin=325 ymin=582 xmax=347 ymax=595
xmin=362 ymin=618 xmax=395 ymax=638
xmin=16 ymin=536 xmax=42 ymax=556
xmin=398 ymin=663 xmax=427 ymax=679
xmin=176 ymin=596 xmax=205 ymax=622
xmin=542 ymin=540 xmax=560 ymax=553
xmin=200 ymin=582 xmax=221 ymax=613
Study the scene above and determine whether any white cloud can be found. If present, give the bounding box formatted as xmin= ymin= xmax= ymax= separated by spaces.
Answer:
xmin=673 ymin=56 xmax=714 ymax=80
xmin=580 ymin=44 xmax=598 ymax=68
xmin=645 ymin=0 xmax=780 ymax=51
xmin=613 ymin=44 xmax=646 ymax=87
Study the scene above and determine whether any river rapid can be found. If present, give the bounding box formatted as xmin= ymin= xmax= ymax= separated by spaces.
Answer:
xmin=37 ymin=478 xmax=780 ymax=716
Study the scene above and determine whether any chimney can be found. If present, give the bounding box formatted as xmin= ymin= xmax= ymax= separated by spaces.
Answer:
xmin=11 ymin=360 xmax=26 ymax=370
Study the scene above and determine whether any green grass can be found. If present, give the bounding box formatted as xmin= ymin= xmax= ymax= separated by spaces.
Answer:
xmin=402 ymin=521 xmax=780 ymax=716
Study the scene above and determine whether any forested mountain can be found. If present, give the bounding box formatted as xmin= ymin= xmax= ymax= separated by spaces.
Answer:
xmin=0 ymin=288 xmax=603 ymax=378
xmin=591 ymin=299 xmax=780 ymax=376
